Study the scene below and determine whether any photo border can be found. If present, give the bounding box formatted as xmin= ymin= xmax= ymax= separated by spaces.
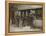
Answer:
xmin=5 ymin=1 xmax=45 ymax=35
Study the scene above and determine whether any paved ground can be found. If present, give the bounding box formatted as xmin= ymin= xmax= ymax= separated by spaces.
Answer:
xmin=10 ymin=19 xmax=42 ymax=32
xmin=10 ymin=24 xmax=41 ymax=32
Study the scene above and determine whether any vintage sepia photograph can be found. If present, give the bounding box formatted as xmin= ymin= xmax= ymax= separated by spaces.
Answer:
xmin=5 ymin=1 xmax=45 ymax=35
xmin=9 ymin=3 xmax=44 ymax=32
